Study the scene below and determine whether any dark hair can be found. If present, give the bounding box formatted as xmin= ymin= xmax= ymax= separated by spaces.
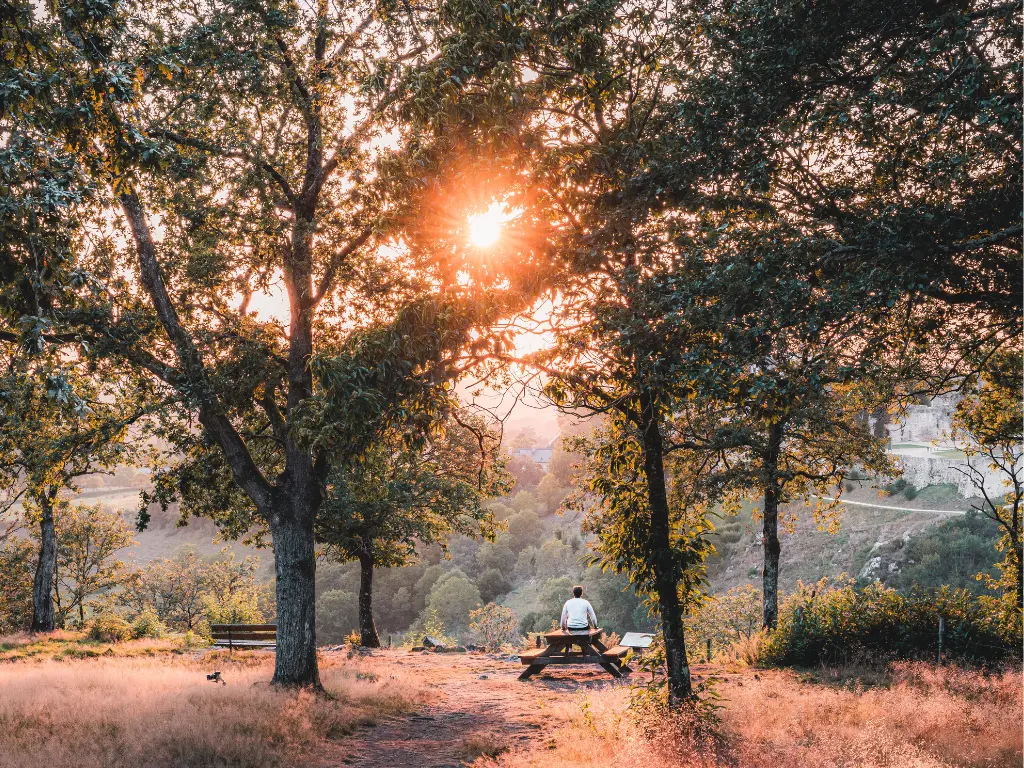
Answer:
xmin=572 ymin=585 xmax=583 ymax=598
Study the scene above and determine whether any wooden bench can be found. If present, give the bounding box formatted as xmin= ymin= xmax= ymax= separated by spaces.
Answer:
xmin=211 ymin=624 xmax=277 ymax=650
xmin=600 ymin=645 xmax=631 ymax=661
xmin=519 ymin=649 xmax=547 ymax=662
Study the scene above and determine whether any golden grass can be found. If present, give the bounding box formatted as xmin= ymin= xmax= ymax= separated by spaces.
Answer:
xmin=0 ymin=650 xmax=425 ymax=768
xmin=477 ymin=663 xmax=1022 ymax=768
xmin=0 ymin=630 xmax=200 ymax=661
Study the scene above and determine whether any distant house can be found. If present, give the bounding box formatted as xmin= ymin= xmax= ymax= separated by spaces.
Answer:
xmin=514 ymin=445 xmax=555 ymax=472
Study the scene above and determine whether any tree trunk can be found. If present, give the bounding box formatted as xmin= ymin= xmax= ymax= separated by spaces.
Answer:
xmin=639 ymin=390 xmax=693 ymax=706
xmin=270 ymin=508 xmax=321 ymax=689
xmin=357 ymin=548 xmax=381 ymax=648
xmin=31 ymin=496 xmax=57 ymax=632
xmin=761 ymin=422 xmax=785 ymax=631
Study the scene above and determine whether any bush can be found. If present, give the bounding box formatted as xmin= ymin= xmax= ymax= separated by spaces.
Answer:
xmin=425 ymin=570 xmax=481 ymax=632
xmin=903 ymin=485 xmax=918 ymax=500
xmin=518 ymin=611 xmax=557 ymax=634
xmin=688 ymin=584 xmax=762 ymax=652
xmin=761 ymin=578 xmax=1021 ymax=668
xmin=883 ymin=478 xmax=908 ymax=496
xmin=477 ymin=568 xmax=513 ymax=603
xmin=891 ymin=510 xmax=1000 ymax=594
xmin=88 ymin=612 xmax=133 ymax=642
xmin=402 ymin=608 xmax=457 ymax=648
xmin=0 ymin=539 xmax=35 ymax=634
xmin=469 ymin=603 xmax=520 ymax=650
xmin=131 ymin=608 xmax=166 ymax=639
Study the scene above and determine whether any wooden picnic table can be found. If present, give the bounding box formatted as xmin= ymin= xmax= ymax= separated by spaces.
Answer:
xmin=518 ymin=628 xmax=633 ymax=681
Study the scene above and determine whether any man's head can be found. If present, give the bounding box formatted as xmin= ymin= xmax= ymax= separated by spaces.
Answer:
xmin=572 ymin=585 xmax=583 ymax=598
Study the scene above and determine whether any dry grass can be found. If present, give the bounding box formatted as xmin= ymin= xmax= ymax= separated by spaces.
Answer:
xmin=0 ymin=648 xmax=425 ymax=768
xmin=477 ymin=663 xmax=1022 ymax=768
xmin=0 ymin=630 xmax=200 ymax=661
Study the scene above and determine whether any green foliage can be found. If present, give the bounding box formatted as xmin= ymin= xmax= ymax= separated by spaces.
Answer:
xmin=891 ymin=512 xmax=1001 ymax=595
xmin=0 ymin=538 xmax=35 ymax=634
xmin=123 ymin=546 xmax=267 ymax=632
xmin=88 ymin=612 xmax=133 ymax=643
xmin=469 ymin=603 xmax=520 ymax=650
xmin=950 ymin=349 xmax=1024 ymax=605
xmin=318 ymin=413 xmax=509 ymax=587
xmin=316 ymin=590 xmax=358 ymax=645
xmin=536 ymin=474 xmax=569 ymax=515
xmin=761 ymin=578 xmax=1022 ymax=667
xmin=688 ymin=585 xmax=763 ymax=652
xmin=402 ymin=609 xmax=457 ymax=649
xmin=884 ymin=479 xmax=910 ymax=497
xmin=51 ymin=502 xmax=135 ymax=627
xmin=475 ymin=541 xmax=515 ymax=575
xmin=533 ymin=538 xmax=581 ymax=580
xmin=477 ymin=568 xmax=513 ymax=604
xmin=571 ymin=420 xmax=716 ymax=613
xmin=517 ymin=576 xmax=573 ymax=634
xmin=503 ymin=508 xmax=541 ymax=553
xmin=424 ymin=570 xmax=481 ymax=633
xmin=130 ymin=608 xmax=166 ymax=640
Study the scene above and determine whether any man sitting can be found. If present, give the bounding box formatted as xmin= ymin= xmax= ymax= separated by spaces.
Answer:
xmin=560 ymin=585 xmax=598 ymax=634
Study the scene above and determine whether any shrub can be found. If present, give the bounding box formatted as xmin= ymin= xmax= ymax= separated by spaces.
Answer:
xmin=883 ymin=478 xmax=908 ymax=496
xmin=402 ymin=608 xmax=457 ymax=648
xmin=477 ymin=568 xmax=513 ymax=603
xmin=317 ymin=589 xmax=358 ymax=644
xmin=424 ymin=570 xmax=481 ymax=633
xmin=688 ymin=585 xmax=762 ymax=653
xmin=88 ymin=612 xmax=133 ymax=642
xmin=469 ymin=603 xmax=520 ymax=650
xmin=891 ymin=510 xmax=1000 ymax=594
xmin=0 ymin=539 xmax=35 ymax=634
xmin=761 ymin=578 xmax=1021 ymax=667
xmin=903 ymin=485 xmax=918 ymax=500
xmin=518 ymin=612 xmax=557 ymax=634
xmin=131 ymin=608 xmax=166 ymax=639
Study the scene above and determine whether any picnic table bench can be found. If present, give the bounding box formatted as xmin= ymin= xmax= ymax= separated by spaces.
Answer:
xmin=211 ymin=624 xmax=277 ymax=650
xmin=518 ymin=629 xmax=632 ymax=681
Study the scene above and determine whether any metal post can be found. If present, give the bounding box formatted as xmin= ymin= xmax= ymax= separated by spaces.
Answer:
xmin=706 ymin=638 xmax=712 ymax=663
xmin=938 ymin=616 xmax=944 ymax=664
xmin=228 ymin=628 xmax=233 ymax=654
xmin=536 ymin=634 xmax=541 ymax=648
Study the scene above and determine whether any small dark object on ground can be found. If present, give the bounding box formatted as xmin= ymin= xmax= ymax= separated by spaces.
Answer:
xmin=410 ymin=646 xmax=425 ymax=652
xmin=206 ymin=671 xmax=225 ymax=685
xmin=423 ymin=636 xmax=445 ymax=650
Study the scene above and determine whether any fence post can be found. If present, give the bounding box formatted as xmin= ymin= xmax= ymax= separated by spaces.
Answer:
xmin=536 ymin=634 xmax=541 ymax=649
xmin=938 ymin=615 xmax=944 ymax=665
xmin=706 ymin=638 xmax=712 ymax=663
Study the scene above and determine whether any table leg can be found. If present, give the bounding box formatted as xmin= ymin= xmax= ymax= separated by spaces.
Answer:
xmin=518 ymin=664 xmax=544 ymax=681
xmin=599 ymin=662 xmax=623 ymax=679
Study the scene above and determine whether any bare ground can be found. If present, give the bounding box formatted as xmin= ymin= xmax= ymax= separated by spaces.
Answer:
xmin=313 ymin=649 xmax=634 ymax=768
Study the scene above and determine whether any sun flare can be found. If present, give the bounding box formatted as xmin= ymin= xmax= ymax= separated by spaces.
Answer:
xmin=467 ymin=202 xmax=507 ymax=248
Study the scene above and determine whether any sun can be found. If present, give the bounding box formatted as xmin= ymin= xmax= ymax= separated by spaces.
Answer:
xmin=467 ymin=202 xmax=507 ymax=248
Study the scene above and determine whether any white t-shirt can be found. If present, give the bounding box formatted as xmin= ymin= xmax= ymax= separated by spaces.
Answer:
xmin=560 ymin=597 xmax=597 ymax=630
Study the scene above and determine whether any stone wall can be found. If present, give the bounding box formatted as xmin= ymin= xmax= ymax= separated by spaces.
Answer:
xmin=883 ymin=394 xmax=959 ymax=444
xmin=896 ymin=454 xmax=1008 ymax=498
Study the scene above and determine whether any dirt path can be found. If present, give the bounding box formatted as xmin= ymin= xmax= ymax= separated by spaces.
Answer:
xmin=315 ymin=650 xmax=632 ymax=767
